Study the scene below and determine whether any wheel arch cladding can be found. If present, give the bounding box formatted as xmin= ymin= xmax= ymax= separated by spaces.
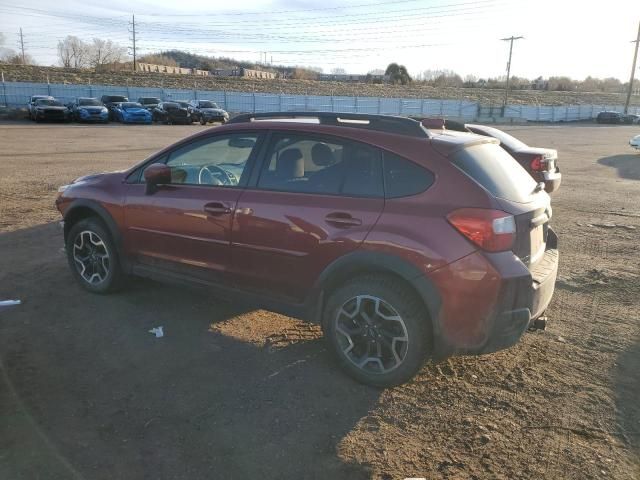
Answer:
xmin=63 ymin=200 xmax=123 ymax=259
xmin=313 ymin=250 xmax=442 ymax=330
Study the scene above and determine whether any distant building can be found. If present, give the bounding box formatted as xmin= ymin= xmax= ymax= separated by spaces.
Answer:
xmin=318 ymin=73 xmax=389 ymax=83
xmin=136 ymin=62 xmax=209 ymax=76
xmin=210 ymin=67 xmax=277 ymax=79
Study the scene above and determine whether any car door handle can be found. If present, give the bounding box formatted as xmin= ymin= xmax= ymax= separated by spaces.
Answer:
xmin=325 ymin=212 xmax=362 ymax=227
xmin=204 ymin=202 xmax=232 ymax=215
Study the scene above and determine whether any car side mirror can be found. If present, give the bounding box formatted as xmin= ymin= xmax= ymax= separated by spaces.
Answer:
xmin=143 ymin=163 xmax=171 ymax=194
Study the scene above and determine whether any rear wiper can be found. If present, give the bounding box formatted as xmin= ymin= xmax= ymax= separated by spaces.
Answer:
xmin=533 ymin=182 xmax=545 ymax=193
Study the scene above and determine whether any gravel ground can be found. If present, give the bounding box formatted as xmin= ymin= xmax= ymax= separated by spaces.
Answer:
xmin=0 ymin=121 xmax=639 ymax=479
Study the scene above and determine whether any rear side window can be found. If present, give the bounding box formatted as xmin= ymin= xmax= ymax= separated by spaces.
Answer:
xmin=452 ymin=143 xmax=537 ymax=203
xmin=383 ymin=152 xmax=434 ymax=198
xmin=257 ymin=133 xmax=383 ymax=198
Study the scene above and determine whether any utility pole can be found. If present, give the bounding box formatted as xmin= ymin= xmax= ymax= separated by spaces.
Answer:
xmin=501 ymin=35 xmax=524 ymax=108
xmin=131 ymin=14 xmax=137 ymax=72
xmin=19 ymin=28 xmax=25 ymax=64
xmin=624 ymin=20 xmax=640 ymax=114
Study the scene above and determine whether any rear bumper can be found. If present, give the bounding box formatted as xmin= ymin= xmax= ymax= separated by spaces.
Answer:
xmin=543 ymin=168 xmax=562 ymax=193
xmin=431 ymin=228 xmax=559 ymax=357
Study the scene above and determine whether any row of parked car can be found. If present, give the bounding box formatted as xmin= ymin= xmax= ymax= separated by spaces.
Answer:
xmin=26 ymin=95 xmax=230 ymax=125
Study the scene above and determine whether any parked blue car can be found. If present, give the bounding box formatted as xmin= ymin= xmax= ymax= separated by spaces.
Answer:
xmin=113 ymin=102 xmax=152 ymax=124
xmin=67 ymin=97 xmax=109 ymax=123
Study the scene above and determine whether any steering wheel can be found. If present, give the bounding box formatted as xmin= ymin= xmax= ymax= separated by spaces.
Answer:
xmin=198 ymin=165 xmax=233 ymax=185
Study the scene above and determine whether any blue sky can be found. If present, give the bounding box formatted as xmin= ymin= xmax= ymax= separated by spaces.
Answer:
xmin=1 ymin=0 xmax=638 ymax=80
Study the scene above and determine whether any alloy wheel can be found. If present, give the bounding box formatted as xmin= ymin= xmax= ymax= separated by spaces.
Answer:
xmin=72 ymin=230 xmax=110 ymax=284
xmin=335 ymin=295 xmax=409 ymax=374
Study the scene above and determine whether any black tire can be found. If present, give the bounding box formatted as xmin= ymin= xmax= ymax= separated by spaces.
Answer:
xmin=200 ymin=117 xmax=207 ymax=125
xmin=66 ymin=217 xmax=124 ymax=294
xmin=322 ymin=274 xmax=431 ymax=387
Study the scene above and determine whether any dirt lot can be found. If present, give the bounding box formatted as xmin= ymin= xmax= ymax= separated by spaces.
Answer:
xmin=1 ymin=121 xmax=639 ymax=479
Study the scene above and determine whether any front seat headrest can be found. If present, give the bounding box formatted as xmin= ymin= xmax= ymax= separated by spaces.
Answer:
xmin=276 ymin=148 xmax=304 ymax=178
xmin=311 ymin=143 xmax=336 ymax=167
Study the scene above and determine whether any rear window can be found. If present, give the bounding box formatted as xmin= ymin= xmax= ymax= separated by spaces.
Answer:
xmin=383 ymin=152 xmax=434 ymax=198
xmin=452 ymin=143 xmax=537 ymax=203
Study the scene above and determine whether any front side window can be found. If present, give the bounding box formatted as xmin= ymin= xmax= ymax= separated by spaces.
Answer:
xmin=257 ymin=133 xmax=383 ymax=197
xmin=165 ymin=134 xmax=259 ymax=187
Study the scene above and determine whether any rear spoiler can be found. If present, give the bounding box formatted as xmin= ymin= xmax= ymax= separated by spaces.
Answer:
xmin=430 ymin=133 xmax=500 ymax=157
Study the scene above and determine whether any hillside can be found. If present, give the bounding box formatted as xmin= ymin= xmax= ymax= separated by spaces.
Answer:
xmin=1 ymin=64 xmax=638 ymax=107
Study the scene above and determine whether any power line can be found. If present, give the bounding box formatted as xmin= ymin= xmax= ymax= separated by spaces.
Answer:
xmin=624 ymin=20 xmax=640 ymax=114
xmin=501 ymin=35 xmax=524 ymax=107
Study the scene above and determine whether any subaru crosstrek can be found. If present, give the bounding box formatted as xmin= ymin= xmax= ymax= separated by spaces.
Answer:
xmin=56 ymin=113 xmax=559 ymax=387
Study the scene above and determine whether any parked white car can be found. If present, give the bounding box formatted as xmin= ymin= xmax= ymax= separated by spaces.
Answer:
xmin=630 ymin=134 xmax=640 ymax=151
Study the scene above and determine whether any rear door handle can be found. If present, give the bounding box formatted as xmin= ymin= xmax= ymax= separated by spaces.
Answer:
xmin=325 ymin=212 xmax=362 ymax=227
xmin=204 ymin=202 xmax=233 ymax=215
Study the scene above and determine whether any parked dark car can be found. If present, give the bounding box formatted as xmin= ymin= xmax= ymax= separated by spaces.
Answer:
xmin=188 ymin=100 xmax=229 ymax=125
xmin=596 ymin=111 xmax=623 ymax=124
xmin=173 ymin=101 xmax=194 ymax=122
xmin=100 ymin=95 xmax=129 ymax=120
xmin=622 ymin=113 xmax=640 ymax=125
xmin=152 ymin=102 xmax=190 ymax=124
xmin=112 ymin=102 xmax=152 ymax=124
xmin=137 ymin=97 xmax=161 ymax=111
xmin=31 ymin=98 xmax=71 ymax=123
xmin=67 ymin=97 xmax=109 ymax=123
xmin=27 ymin=95 xmax=54 ymax=120
xmin=416 ymin=118 xmax=561 ymax=194
xmin=56 ymin=112 xmax=558 ymax=387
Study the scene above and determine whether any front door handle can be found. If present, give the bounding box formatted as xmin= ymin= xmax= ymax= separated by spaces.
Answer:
xmin=325 ymin=212 xmax=362 ymax=227
xmin=204 ymin=202 xmax=232 ymax=215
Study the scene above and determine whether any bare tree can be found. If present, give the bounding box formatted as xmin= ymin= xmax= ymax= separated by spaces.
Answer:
xmin=89 ymin=38 xmax=126 ymax=69
xmin=0 ymin=32 xmax=16 ymax=63
xmin=57 ymin=36 xmax=90 ymax=68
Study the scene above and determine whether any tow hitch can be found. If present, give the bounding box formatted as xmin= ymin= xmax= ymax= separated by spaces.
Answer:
xmin=529 ymin=314 xmax=548 ymax=331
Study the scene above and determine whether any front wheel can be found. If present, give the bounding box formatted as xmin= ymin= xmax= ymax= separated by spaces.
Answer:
xmin=323 ymin=275 xmax=431 ymax=387
xmin=200 ymin=117 xmax=206 ymax=125
xmin=66 ymin=218 xmax=124 ymax=293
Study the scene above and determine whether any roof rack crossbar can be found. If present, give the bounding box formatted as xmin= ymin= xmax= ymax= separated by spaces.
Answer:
xmin=228 ymin=112 xmax=429 ymax=138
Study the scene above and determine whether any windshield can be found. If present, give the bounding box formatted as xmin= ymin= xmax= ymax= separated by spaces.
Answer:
xmin=163 ymin=103 xmax=179 ymax=108
xmin=139 ymin=98 xmax=160 ymax=104
xmin=468 ymin=125 xmax=528 ymax=151
xmin=36 ymin=99 xmax=63 ymax=106
xmin=199 ymin=101 xmax=218 ymax=108
xmin=78 ymin=99 xmax=102 ymax=106
xmin=106 ymin=96 xmax=127 ymax=102
xmin=121 ymin=103 xmax=143 ymax=110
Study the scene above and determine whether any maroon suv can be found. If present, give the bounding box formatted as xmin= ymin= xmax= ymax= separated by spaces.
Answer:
xmin=56 ymin=113 xmax=559 ymax=387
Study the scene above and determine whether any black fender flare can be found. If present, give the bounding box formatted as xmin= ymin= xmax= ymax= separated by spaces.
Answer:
xmin=309 ymin=250 xmax=442 ymax=335
xmin=63 ymin=199 xmax=127 ymax=269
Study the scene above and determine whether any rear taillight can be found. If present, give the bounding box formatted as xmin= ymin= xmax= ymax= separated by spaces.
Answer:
xmin=530 ymin=155 xmax=546 ymax=172
xmin=447 ymin=208 xmax=516 ymax=252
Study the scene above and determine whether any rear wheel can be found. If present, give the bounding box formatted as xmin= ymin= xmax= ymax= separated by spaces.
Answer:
xmin=323 ymin=275 xmax=431 ymax=387
xmin=66 ymin=217 xmax=124 ymax=293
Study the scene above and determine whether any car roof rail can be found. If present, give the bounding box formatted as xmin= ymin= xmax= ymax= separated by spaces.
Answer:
xmin=228 ymin=112 xmax=430 ymax=138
